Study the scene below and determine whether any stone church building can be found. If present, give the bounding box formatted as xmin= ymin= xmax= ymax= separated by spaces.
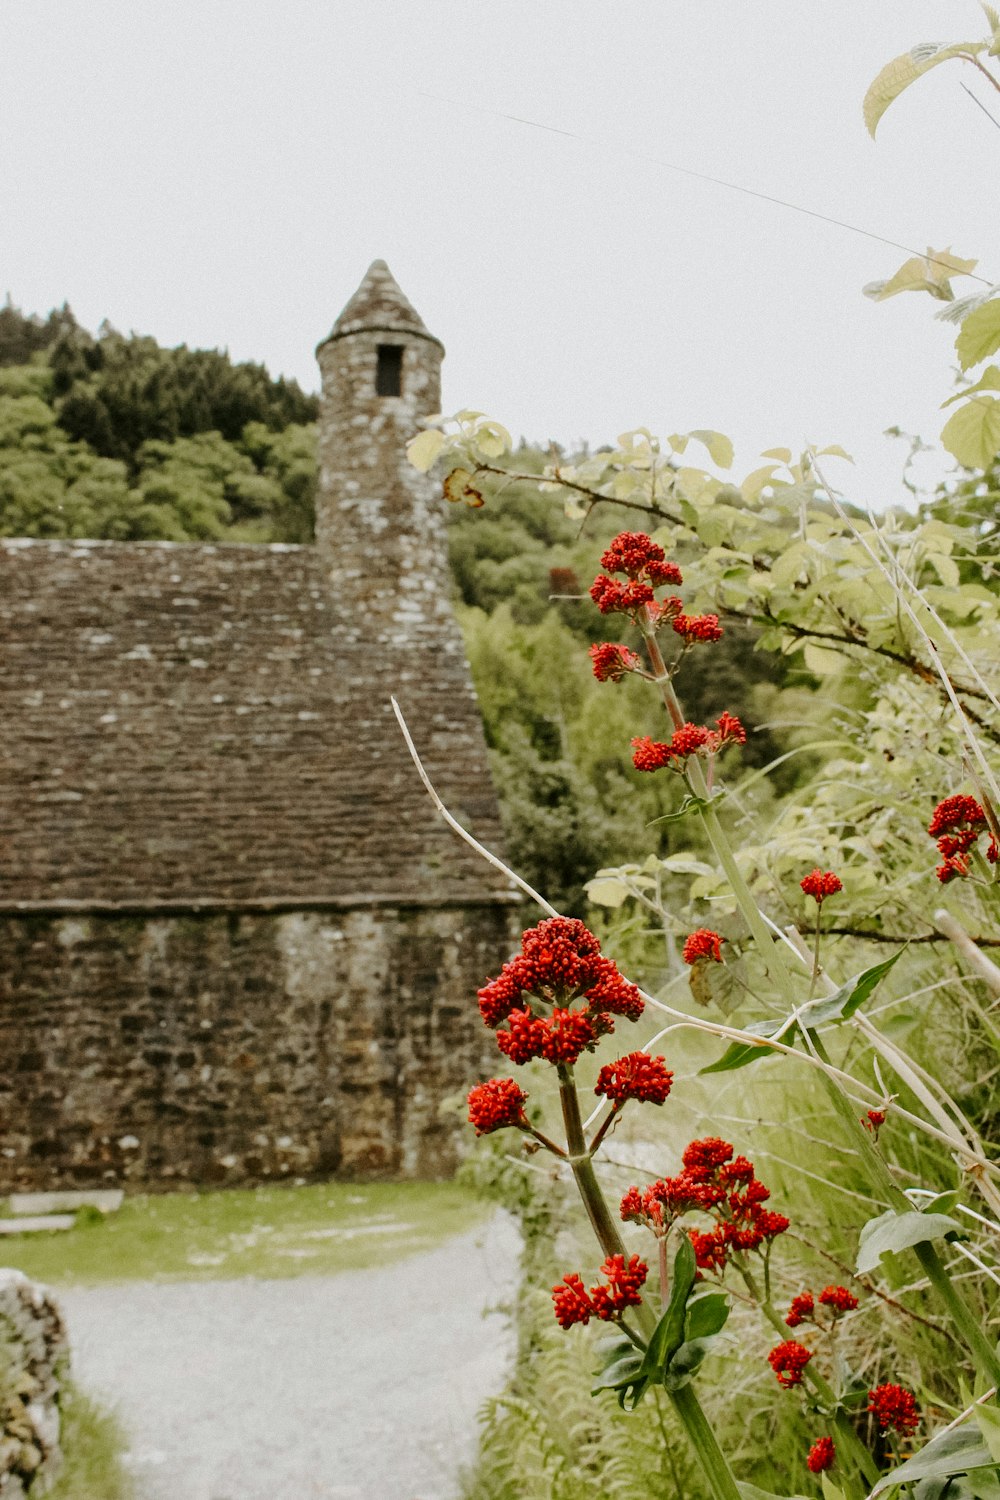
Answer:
xmin=0 ymin=262 xmax=517 ymax=1189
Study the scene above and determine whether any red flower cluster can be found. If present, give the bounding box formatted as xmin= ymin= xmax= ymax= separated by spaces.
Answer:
xmin=589 ymin=642 xmax=642 ymax=682
xmin=589 ymin=533 xmax=683 ymax=618
xmin=672 ymin=612 xmax=724 ymax=644
xmin=818 ymin=1284 xmax=858 ymax=1313
xmin=632 ymin=713 xmax=746 ymax=773
xmin=551 ymin=1254 xmax=648 ymax=1328
xmin=807 ymin=1437 xmax=835 ymax=1473
xmin=621 ymin=1138 xmax=788 ymax=1270
xmin=868 ymin=1383 xmax=919 ymax=1435
xmin=928 ymin=794 xmax=999 ymax=882
xmin=785 ymin=1292 xmax=814 ymax=1327
xmin=595 ymin=1051 xmax=673 ymax=1107
xmin=476 ymin=918 xmax=643 ymax=1068
xmin=863 ymin=1109 xmax=886 ymax=1135
xmin=683 ymin=929 xmax=723 ymax=965
xmin=467 ymin=1078 xmax=528 ymax=1136
xmin=768 ymin=1340 xmax=813 ymax=1388
xmin=600 ymin=532 xmax=684 ymax=585
xmin=800 ymin=868 xmax=843 ymax=902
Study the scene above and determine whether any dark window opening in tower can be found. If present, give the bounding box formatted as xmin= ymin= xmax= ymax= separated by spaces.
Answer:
xmin=375 ymin=344 xmax=403 ymax=397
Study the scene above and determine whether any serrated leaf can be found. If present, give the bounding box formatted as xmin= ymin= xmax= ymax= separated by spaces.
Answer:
xmin=406 ymin=428 xmax=446 ymax=472
xmin=688 ymin=429 xmax=735 ymax=468
xmin=870 ymin=1424 xmax=995 ymax=1494
xmin=864 ymin=45 xmax=986 ymax=137
xmin=941 ymin=395 xmax=1000 ymax=468
xmin=957 ymin=299 xmax=1000 ymax=370
xmin=856 ymin=1208 xmax=963 ymax=1275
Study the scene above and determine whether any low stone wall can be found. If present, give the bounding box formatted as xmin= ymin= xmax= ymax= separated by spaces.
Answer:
xmin=0 ymin=1271 xmax=66 ymax=1497
xmin=0 ymin=901 xmax=517 ymax=1190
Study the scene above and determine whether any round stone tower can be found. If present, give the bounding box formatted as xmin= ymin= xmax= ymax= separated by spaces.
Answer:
xmin=315 ymin=260 xmax=452 ymax=643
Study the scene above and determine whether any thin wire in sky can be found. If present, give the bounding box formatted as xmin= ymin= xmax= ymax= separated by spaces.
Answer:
xmin=418 ymin=92 xmax=994 ymax=287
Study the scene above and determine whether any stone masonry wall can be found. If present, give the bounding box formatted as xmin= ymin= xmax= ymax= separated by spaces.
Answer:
xmin=0 ymin=902 xmax=517 ymax=1191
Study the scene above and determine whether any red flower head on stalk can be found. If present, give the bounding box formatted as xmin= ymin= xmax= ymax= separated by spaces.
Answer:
xmin=785 ymin=1291 xmax=815 ymax=1328
xmin=868 ymin=1383 xmax=920 ymax=1435
xmin=595 ymin=1052 xmax=673 ymax=1107
xmin=551 ymin=1255 xmax=648 ymax=1328
xmin=589 ymin=642 xmax=642 ymax=682
xmin=477 ymin=917 xmax=643 ymax=1069
xmin=863 ymin=1109 xmax=886 ymax=1136
xmin=807 ymin=1437 xmax=835 ymax=1473
xmin=768 ymin=1340 xmax=813 ymax=1388
xmin=818 ymin=1284 xmax=858 ymax=1314
xmin=683 ymin=929 xmax=723 ymax=965
xmin=672 ymin=612 xmax=724 ymax=644
xmin=800 ymin=868 xmax=843 ymax=902
xmin=928 ymin=794 xmax=999 ymax=880
xmin=467 ymin=1078 xmax=528 ymax=1136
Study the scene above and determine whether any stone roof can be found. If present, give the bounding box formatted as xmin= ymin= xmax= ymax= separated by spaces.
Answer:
xmin=0 ymin=539 xmax=513 ymax=909
xmin=317 ymin=260 xmax=443 ymax=350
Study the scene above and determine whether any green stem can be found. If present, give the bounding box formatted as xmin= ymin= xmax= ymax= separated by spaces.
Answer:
xmin=557 ymin=1065 xmax=628 ymax=1263
xmin=669 ymin=1383 xmax=744 ymax=1500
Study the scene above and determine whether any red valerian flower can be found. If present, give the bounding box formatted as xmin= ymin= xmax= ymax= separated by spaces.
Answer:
xmin=670 ymin=722 xmax=712 ymax=757
xmin=682 ymin=929 xmax=723 ymax=965
xmin=551 ymin=1273 xmax=594 ymax=1329
xmin=467 ymin=1078 xmax=528 ymax=1136
xmin=928 ymin=795 xmax=987 ymax=839
xmin=551 ymin=1255 xmax=648 ymax=1328
xmin=589 ymin=642 xmax=642 ymax=682
xmin=863 ymin=1108 xmax=886 ymax=1135
xmin=715 ymin=711 xmax=747 ymax=746
xmin=768 ymin=1340 xmax=813 ymax=1388
xmin=480 ymin=918 xmax=643 ymax=1066
xmin=682 ymin=1137 xmax=734 ymax=1177
xmin=672 ymin=612 xmax=724 ymax=644
xmin=928 ymin=794 xmax=998 ymax=879
xmin=589 ymin=575 xmax=656 ymax=615
xmin=785 ymin=1291 xmax=815 ymax=1328
xmin=868 ymin=1383 xmax=920 ymax=1435
xmin=807 ymin=1437 xmax=836 ymax=1473
xmin=595 ymin=1052 xmax=673 ymax=1107
xmin=689 ymin=1226 xmax=731 ymax=1273
xmin=818 ymin=1284 xmax=858 ymax=1313
xmin=599 ymin=532 xmax=683 ymax=585
xmin=800 ymin=868 xmax=843 ymax=902
xmin=631 ymin=735 xmax=674 ymax=772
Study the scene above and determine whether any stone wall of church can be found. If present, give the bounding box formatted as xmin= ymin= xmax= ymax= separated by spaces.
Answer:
xmin=0 ymin=902 xmax=517 ymax=1190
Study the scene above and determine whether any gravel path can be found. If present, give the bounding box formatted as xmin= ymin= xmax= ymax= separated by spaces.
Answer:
xmin=60 ymin=1212 xmax=520 ymax=1500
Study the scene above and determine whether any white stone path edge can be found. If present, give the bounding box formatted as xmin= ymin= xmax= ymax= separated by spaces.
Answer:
xmin=60 ymin=1212 xmax=521 ymax=1500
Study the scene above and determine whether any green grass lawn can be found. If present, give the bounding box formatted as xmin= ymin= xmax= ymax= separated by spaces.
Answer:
xmin=0 ymin=1180 xmax=486 ymax=1286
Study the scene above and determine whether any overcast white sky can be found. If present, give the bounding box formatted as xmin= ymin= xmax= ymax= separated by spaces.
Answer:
xmin=3 ymin=2 xmax=997 ymax=507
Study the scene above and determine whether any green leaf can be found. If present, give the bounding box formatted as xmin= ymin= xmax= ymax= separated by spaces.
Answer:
xmin=738 ymin=1487 xmax=810 ymax=1500
xmin=796 ymin=951 xmax=903 ymax=1029
xmin=700 ymin=1018 xmax=789 ymax=1075
xmin=864 ymin=44 xmax=986 ymax=137
xmin=688 ymin=429 xmax=735 ymax=469
xmin=940 ymin=365 xmax=1000 ymax=407
xmin=804 ymin=641 xmax=846 ymax=676
xmin=975 ymin=1403 xmax=1000 ymax=1464
xmin=870 ymin=1424 xmax=995 ymax=1494
xmin=821 ymin=1476 xmax=848 ymax=1500
xmin=957 ymin=300 xmax=1000 ymax=370
xmin=584 ymin=876 xmax=633 ymax=909
xmin=940 ymin=395 xmax=1000 ymax=468
xmin=865 ymin=248 xmax=978 ymax=303
xmin=406 ymin=428 xmax=446 ymax=472
xmin=856 ymin=1208 xmax=964 ymax=1276
xmin=684 ymin=1289 xmax=730 ymax=1341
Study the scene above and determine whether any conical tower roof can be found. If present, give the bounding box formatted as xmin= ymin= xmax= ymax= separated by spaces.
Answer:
xmin=317 ymin=260 xmax=443 ymax=351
